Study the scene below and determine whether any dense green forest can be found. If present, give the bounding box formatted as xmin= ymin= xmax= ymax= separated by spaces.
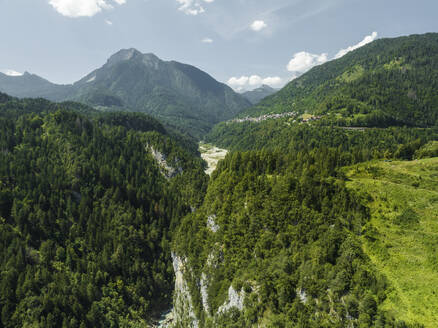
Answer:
xmin=207 ymin=118 xmax=437 ymax=158
xmin=174 ymin=124 xmax=437 ymax=327
xmin=240 ymin=33 xmax=438 ymax=128
xmin=0 ymin=93 xmax=208 ymax=327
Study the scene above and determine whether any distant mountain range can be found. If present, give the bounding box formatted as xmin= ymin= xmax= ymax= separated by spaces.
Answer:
xmin=241 ymin=85 xmax=278 ymax=104
xmin=0 ymin=71 xmax=71 ymax=101
xmin=0 ymin=49 xmax=251 ymax=137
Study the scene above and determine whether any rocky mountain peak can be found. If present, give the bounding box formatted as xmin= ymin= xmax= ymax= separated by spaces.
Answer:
xmin=106 ymin=48 xmax=143 ymax=66
xmin=106 ymin=48 xmax=162 ymax=69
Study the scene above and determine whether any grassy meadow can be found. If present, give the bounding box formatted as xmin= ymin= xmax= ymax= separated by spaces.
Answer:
xmin=346 ymin=157 xmax=438 ymax=327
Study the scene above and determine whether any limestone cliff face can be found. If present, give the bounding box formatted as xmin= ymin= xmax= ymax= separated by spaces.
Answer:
xmin=168 ymin=211 xmax=249 ymax=328
xmin=170 ymin=253 xmax=199 ymax=328
xmin=167 ymin=251 xmax=247 ymax=328
xmin=148 ymin=146 xmax=183 ymax=179
xmin=217 ymin=286 xmax=245 ymax=314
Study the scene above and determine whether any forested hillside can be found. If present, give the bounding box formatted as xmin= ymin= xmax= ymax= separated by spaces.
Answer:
xmin=240 ymin=33 xmax=438 ymax=128
xmin=0 ymin=93 xmax=208 ymax=327
xmin=197 ymin=43 xmax=438 ymax=323
xmin=172 ymin=122 xmax=437 ymax=327
xmin=172 ymin=63 xmax=437 ymax=327
xmin=207 ymin=118 xmax=437 ymax=156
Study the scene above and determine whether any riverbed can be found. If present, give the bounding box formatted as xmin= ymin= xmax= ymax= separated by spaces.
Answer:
xmin=199 ymin=142 xmax=228 ymax=175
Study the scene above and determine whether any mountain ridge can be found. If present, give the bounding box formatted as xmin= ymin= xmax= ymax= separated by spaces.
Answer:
xmin=241 ymin=84 xmax=278 ymax=104
xmin=0 ymin=48 xmax=251 ymax=137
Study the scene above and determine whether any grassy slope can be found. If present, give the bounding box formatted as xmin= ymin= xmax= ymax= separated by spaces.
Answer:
xmin=346 ymin=157 xmax=438 ymax=327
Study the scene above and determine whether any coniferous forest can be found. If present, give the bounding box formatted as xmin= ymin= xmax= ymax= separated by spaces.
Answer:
xmin=0 ymin=94 xmax=208 ymax=327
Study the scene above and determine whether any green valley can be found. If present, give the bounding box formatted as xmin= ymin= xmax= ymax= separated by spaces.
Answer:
xmin=0 ymin=29 xmax=437 ymax=328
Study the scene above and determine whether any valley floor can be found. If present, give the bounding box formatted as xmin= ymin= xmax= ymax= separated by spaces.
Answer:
xmin=199 ymin=142 xmax=228 ymax=175
xmin=346 ymin=157 xmax=438 ymax=327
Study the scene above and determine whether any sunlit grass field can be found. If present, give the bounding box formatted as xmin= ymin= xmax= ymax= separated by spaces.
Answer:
xmin=346 ymin=157 xmax=438 ymax=327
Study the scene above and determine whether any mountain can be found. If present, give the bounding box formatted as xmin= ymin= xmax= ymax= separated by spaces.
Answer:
xmin=68 ymin=49 xmax=251 ymax=137
xmin=205 ymin=33 xmax=438 ymax=150
xmin=171 ymin=120 xmax=437 ymax=327
xmin=240 ymin=33 xmax=438 ymax=128
xmin=0 ymin=71 xmax=71 ymax=101
xmin=0 ymin=49 xmax=251 ymax=138
xmin=241 ymin=84 xmax=278 ymax=104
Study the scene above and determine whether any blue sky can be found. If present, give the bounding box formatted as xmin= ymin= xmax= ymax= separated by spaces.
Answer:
xmin=0 ymin=0 xmax=437 ymax=90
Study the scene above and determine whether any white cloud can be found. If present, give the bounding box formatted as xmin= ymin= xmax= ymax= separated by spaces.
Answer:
xmin=227 ymin=75 xmax=283 ymax=91
xmin=250 ymin=20 xmax=267 ymax=32
xmin=202 ymin=38 xmax=213 ymax=43
xmin=176 ymin=0 xmax=214 ymax=16
xmin=285 ymin=32 xmax=378 ymax=76
xmin=227 ymin=76 xmax=249 ymax=89
xmin=286 ymin=51 xmax=328 ymax=73
xmin=248 ymin=75 xmax=262 ymax=86
xmin=48 ymin=0 xmax=126 ymax=18
xmin=248 ymin=75 xmax=282 ymax=87
xmin=262 ymin=76 xmax=283 ymax=87
xmin=226 ymin=33 xmax=381 ymax=91
xmin=334 ymin=31 xmax=378 ymax=59
xmin=105 ymin=19 xmax=113 ymax=25
xmin=1 ymin=69 xmax=23 ymax=77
